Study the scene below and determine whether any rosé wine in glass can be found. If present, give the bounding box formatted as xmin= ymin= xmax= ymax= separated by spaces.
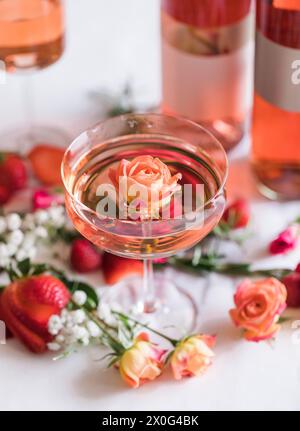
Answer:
xmin=62 ymin=114 xmax=228 ymax=332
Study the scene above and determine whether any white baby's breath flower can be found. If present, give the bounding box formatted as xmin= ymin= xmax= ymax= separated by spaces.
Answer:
xmin=6 ymin=213 xmax=22 ymax=231
xmin=71 ymin=309 xmax=86 ymax=325
xmin=47 ymin=342 xmax=61 ymax=352
xmin=86 ymin=320 xmax=101 ymax=338
xmin=27 ymin=247 xmax=37 ymax=260
xmin=55 ymin=334 xmax=65 ymax=344
xmin=6 ymin=242 xmax=17 ymax=257
xmin=81 ymin=337 xmax=90 ymax=346
xmin=0 ymin=217 xmax=7 ymax=234
xmin=7 ymin=229 xmax=24 ymax=246
xmin=72 ymin=290 xmax=87 ymax=306
xmin=60 ymin=309 xmax=69 ymax=324
xmin=48 ymin=206 xmax=65 ymax=227
xmin=72 ymin=325 xmax=89 ymax=341
xmin=22 ymin=214 xmax=35 ymax=230
xmin=15 ymin=248 xmax=28 ymax=262
xmin=34 ymin=226 xmax=48 ymax=239
xmin=0 ymin=243 xmax=9 ymax=267
xmin=22 ymin=233 xmax=36 ymax=250
xmin=65 ymin=320 xmax=75 ymax=330
xmin=64 ymin=327 xmax=77 ymax=344
xmin=48 ymin=315 xmax=63 ymax=335
xmin=34 ymin=210 xmax=49 ymax=225
xmin=97 ymin=302 xmax=115 ymax=325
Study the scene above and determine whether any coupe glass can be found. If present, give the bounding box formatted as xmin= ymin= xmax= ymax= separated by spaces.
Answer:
xmin=0 ymin=0 xmax=68 ymax=150
xmin=62 ymin=114 xmax=228 ymax=332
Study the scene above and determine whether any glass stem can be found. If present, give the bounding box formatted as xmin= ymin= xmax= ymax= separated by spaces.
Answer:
xmin=142 ymin=259 xmax=156 ymax=313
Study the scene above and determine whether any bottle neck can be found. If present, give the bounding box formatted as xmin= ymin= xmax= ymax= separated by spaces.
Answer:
xmin=257 ymin=0 xmax=300 ymax=49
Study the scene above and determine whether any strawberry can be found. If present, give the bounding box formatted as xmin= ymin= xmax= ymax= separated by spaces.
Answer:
xmin=282 ymin=267 xmax=300 ymax=308
xmin=102 ymin=252 xmax=143 ymax=285
xmin=0 ymin=153 xmax=27 ymax=201
xmin=0 ymin=275 xmax=70 ymax=353
xmin=0 ymin=184 xmax=11 ymax=205
xmin=28 ymin=144 xmax=65 ymax=186
xmin=221 ymin=198 xmax=250 ymax=229
xmin=0 ymin=291 xmax=13 ymax=339
xmin=70 ymin=239 xmax=102 ymax=273
xmin=0 ymin=290 xmax=46 ymax=353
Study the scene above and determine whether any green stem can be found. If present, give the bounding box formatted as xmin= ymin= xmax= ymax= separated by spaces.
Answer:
xmin=72 ymin=301 xmax=125 ymax=355
xmin=112 ymin=311 xmax=178 ymax=347
xmin=169 ymin=257 xmax=291 ymax=279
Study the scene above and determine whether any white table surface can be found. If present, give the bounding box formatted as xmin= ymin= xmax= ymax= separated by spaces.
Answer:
xmin=0 ymin=0 xmax=300 ymax=412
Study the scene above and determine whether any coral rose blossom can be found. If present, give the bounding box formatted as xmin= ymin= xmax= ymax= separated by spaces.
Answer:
xmin=230 ymin=278 xmax=287 ymax=342
xmin=118 ymin=332 xmax=166 ymax=388
xmin=109 ymin=156 xmax=182 ymax=218
xmin=269 ymin=224 xmax=299 ymax=255
xmin=170 ymin=335 xmax=216 ymax=380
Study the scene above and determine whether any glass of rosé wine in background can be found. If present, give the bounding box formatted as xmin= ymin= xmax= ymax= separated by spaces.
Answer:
xmin=62 ymin=114 xmax=228 ymax=332
xmin=0 ymin=0 xmax=67 ymax=150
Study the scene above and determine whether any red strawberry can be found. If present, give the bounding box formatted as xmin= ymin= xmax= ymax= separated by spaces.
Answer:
xmin=0 ymin=291 xmax=13 ymax=339
xmin=71 ymin=239 xmax=102 ymax=273
xmin=0 ymin=153 xmax=27 ymax=198
xmin=28 ymin=144 xmax=64 ymax=186
xmin=0 ymin=290 xmax=46 ymax=353
xmin=102 ymin=252 xmax=143 ymax=285
xmin=0 ymin=184 xmax=11 ymax=204
xmin=282 ymin=270 xmax=300 ymax=308
xmin=0 ymin=275 xmax=70 ymax=353
xmin=221 ymin=198 xmax=250 ymax=229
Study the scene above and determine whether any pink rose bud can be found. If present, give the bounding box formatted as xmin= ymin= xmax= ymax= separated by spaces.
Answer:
xmin=118 ymin=332 xmax=166 ymax=388
xmin=109 ymin=155 xmax=182 ymax=219
xmin=153 ymin=258 xmax=168 ymax=264
xmin=170 ymin=334 xmax=216 ymax=380
xmin=221 ymin=198 xmax=250 ymax=229
xmin=230 ymin=278 xmax=287 ymax=342
xmin=282 ymin=264 xmax=300 ymax=308
xmin=32 ymin=189 xmax=63 ymax=210
xmin=269 ymin=224 xmax=299 ymax=255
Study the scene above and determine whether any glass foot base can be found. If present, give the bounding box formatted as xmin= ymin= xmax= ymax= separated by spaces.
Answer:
xmin=0 ymin=126 xmax=70 ymax=153
xmin=101 ymin=275 xmax=198 ymax=338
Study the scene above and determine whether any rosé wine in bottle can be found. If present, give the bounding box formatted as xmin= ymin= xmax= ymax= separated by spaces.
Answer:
xmin=161 ymin=0 xmax=255 ymax=151
xmin=252 ymin=0 xmax=300 ymax=200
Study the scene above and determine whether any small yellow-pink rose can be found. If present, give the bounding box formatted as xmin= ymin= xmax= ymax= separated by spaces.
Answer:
xmin=109 ymin=155 xmax=182 ymax=217
xmin=118 ymin=332 xmax=166 ymax=388
xmin=170 ymin=334 xmax=216 ymax=380
xmin=230 ymin=277 xmax=287 ymax=342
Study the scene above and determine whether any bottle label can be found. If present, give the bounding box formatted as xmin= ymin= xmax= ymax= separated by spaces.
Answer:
xmin=255 ymin=31 xmax=300 ymax=113
xmin=161 ymin=13 xmax=254 ymax=121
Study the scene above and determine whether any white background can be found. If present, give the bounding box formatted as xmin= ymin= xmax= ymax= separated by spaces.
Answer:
xmin=0 ymin=0 xmax=300 ymax=411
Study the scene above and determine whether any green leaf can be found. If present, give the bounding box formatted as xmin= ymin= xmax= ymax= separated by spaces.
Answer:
xmin=107 ymin=355 xmax=120 ymax=368
xmin=71 ymin=281 xmax=99 ymax=310
xmin=278 ymin=316 xmax=291 ymax=324
xmin=30 ymin=263 xmax=48 ymax=276
xmin=17 ymin=258 xmax=31 ymax=276
xmin=56 ymin=227 xmax=79 ymax=244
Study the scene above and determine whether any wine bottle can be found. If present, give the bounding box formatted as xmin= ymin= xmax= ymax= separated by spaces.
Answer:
xmin=161 ymin=0 xmax=255 ymax=151
xmin=252 ymin=0 xmax=300 ymax=199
